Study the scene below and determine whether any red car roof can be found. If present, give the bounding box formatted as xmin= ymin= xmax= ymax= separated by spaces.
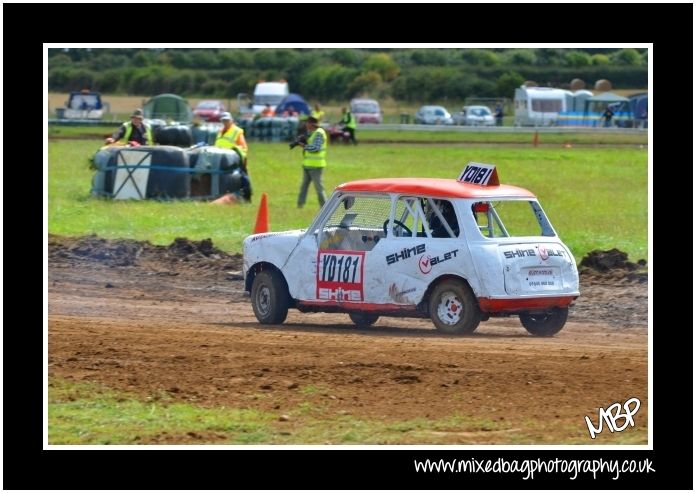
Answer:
xmin=336 ymin=178 xmax=535 ymax=199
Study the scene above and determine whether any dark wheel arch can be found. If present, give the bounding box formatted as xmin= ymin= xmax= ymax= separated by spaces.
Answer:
xmin=349 ymin=312 xmax=379 ymax=328
xmin=519 ymin=307 xmax=568 ymax=336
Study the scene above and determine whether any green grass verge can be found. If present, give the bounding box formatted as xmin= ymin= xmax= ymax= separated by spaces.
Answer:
xmin=49 ymin=124 xmax=648 ymax=145
xmin=49 ymin=379 xmax=276 ymax=444
xmin=49 ymin=379 xmax=645 ymax=444
xmin=48 ymin=139 xmax=648 ymax=261
xmin=360 ymin=130 xmax=647 ymax=145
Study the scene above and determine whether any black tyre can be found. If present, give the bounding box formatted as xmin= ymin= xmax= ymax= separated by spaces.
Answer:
xmin=428 ymin=280 xmax=481 ymax=334
xmin=144 ymin=146 xmax=190 ymax=198
xmin=251 ymin=270 xmax=290 ymax=325
xmin=519 ymin=307 xmax=568 ymax=336
xmin=154 ymin=125 xmax=193 ymax=147
xmin=103 ymin=146 xmax=190 ymax=199
xmin=349 ymin=312 xmax=379 ymax=328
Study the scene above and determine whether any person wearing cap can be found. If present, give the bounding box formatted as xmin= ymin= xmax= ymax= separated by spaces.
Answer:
xmin=105 ymin=109 xmax=153 ymax=146
xmin=296 ymin=116 xmax=328 ymax=208
xmin=339 ymin=107 xmax=357 ymax=145
xmin=215 ymin=112 xmax=248 ymax=170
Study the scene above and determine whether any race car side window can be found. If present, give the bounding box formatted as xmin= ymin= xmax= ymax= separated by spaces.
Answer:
xmin=319 ymin=195 xmax=391 ymax=251
xmin=425 ymin=198 xmax=459 ymax=238
xmin=473 ymin=202 xmax=507 ymax=238
xmin=472 ymin=200 xmax=554 ymax=238
xmin=393 ymin=196 xmax=426 ymax=237
xmin=393 ymin=197 xmax=459 ymax=238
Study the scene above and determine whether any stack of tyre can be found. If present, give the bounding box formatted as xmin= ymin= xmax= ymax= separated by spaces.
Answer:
xmin=190 ymin=123 xmax=219 ymax=146
xmin=254 ymin=117 xmax=273 ymax=141
xmin=187 ymin=146 xmax=252 ymax=201
xmin=241 ymin=117 xmax=300 ymax=142
xmin=91 ymin=145 xmax=252 ymax=201
xmin=154 ymin=125 xmax=193 ymax=147
xmin=91 ymin=145 xmax=190 ymax=199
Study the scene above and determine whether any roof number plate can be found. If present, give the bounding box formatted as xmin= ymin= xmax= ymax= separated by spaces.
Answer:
xmin=458 ymin=162 xmax=498 ymax=186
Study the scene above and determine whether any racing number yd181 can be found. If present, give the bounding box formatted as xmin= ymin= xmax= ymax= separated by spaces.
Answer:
xmin=320 ymin=253 xmax=362 ymax=283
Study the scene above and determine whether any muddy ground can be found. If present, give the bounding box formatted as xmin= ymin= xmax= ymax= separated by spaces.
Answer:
xmin=48 ymin=235 xmax=648 ymax=444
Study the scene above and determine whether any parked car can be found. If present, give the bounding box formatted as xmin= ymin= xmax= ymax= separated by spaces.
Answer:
xmin=350 ymin=98 xmax=382 ymax=124
xmin=63 ymin=90 xmax=105 ymax=120
xmin=243 ymin=163 xmax=579 ymax=335
xmin=453 ymin=106 xmax=495 ymax=126
xmin=193 ymin=100 xmax=227 ymax=122
xmin=414 ymin=105 xmax=454 ymax=125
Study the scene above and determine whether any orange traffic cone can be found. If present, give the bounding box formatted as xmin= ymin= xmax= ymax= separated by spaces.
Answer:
xmin=252 ymin=193 xmax=269 ymax=234
xmin=532 ymin=130 xmax=539 ymax=147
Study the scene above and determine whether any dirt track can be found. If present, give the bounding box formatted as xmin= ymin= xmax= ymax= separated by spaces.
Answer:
xmin=48 ymin=235 xmax=649 ymax=444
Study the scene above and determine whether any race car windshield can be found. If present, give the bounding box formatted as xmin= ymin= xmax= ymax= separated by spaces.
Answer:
xmin=473 ymin=200 xmax=555 ymax=238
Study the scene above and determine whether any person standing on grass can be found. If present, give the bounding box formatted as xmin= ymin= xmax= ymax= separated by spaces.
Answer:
xmin=105 ymin=109 xmax=153 ymax=146
xmin=339 ymin=107 xmax=358 ymax=145
xmin=215 ymin=112 xmax=249 ymax=172
xmin=494 ymin=103 xmax=504 ymax=127
xmin=602 ymin=106 xmax=615 ymax=128
xmin=311 ymin=103 xmax=325 ymax=123
xmin=296 ymin=116 xmax=328 ymax=208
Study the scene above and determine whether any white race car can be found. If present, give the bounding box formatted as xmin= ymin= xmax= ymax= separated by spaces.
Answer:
xmin=243 ymin=163 xmax=579 ymax=336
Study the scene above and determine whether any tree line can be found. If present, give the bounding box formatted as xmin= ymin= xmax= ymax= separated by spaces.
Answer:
xmin=48 ymin=48 xmax=648 ymax=102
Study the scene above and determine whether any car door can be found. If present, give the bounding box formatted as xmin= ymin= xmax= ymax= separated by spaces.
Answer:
xmin=289 ymin=194 xmax=393 ymax=304
xmin=362 ymin=196 xmax=462 ymax=307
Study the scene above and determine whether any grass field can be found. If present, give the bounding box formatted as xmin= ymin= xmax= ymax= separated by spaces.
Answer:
xmin=49 ymin=124 xmax=648 ymax=146
xmin=49 ymin=378 xmax=644 ymax=445
xmin=48 ymin=138 xmax=648 ymax=261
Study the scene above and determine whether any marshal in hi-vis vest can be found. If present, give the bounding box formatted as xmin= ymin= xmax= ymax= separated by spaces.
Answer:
xmin=302 ymin=128 xmax=327 ymax=168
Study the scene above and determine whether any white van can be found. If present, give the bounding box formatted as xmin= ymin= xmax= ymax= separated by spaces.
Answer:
xmin=251 ymin=81 xmax=289 ymax=115
xmin=514 ymin=86 xmax=567 ymax=126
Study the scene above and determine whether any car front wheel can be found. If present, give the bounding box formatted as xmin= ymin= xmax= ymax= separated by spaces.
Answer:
xmin=251 ymin=270 xmax=290 ymax=324
xmin=429 ymin=280 xmax=481 ymax=334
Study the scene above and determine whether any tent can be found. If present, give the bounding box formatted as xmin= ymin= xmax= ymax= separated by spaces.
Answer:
xmin=584 ymin=92 xmax=629 ymax=113
xmin=274 ymin=93 xmax=311 ymax=116
xmin=143 ymin=93 xmax=193 ymax=123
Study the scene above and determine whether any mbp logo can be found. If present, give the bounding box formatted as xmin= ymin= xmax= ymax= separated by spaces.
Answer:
xmin=584 ymin=397 xmax=641 ymax=439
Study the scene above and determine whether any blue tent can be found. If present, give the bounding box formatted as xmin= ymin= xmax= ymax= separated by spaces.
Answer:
xmin=274 ymin=93 xmax=311 ymax=116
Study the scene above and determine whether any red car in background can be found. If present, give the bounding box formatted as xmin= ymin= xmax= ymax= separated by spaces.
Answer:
xmin=193 ymin=100 xmax=226 ymax=122
xmin=350 ymin=98 xmax=382 ymax=124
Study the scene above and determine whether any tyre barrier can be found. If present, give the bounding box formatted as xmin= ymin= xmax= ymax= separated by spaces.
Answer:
xmin=186 ymin=146 xmax=252 ymax=201
xmin=154 ymin=125 xmax=193 ymax=147
xmin=91 ymin=145 xmax=252 ymax=201
xmin=91 ymin=146 xmax=191 ymax=199
xmin=190 ymin=124 xmax=218 ymax=146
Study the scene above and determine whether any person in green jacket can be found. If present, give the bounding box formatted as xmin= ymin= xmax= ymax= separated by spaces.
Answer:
xmin=339 ymin=107 xmax=358 ymax=145
xmin=296 ymin=116 xmax=328 ymax=208
xmin=105 ymin=109 xmax=153 ymax=146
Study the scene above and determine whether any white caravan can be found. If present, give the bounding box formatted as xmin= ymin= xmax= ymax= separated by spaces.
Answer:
xmin=514 ymin=86 xmax=567 ymax=126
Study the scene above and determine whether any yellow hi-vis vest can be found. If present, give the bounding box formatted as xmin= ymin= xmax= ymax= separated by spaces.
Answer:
xmin=311 ymin=110 xmax=325 ymax=121
xmin=343 ymin=111 xmax=357 ymax=129
xmin=302 ymin=128 xmax=327 ymax=168
xmin=123 ymin=122 xmax=153 ymax=145
xmin=215 ymin=125 xmax=247 ymax=158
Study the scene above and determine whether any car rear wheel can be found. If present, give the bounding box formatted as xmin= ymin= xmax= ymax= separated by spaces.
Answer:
xmin=519 ymin=308 xmax=568 ymax=336
xmin=429 ymin=280 xmax=481 ymax=334
xmin=349 ymin=312 xmax=379 ymax=328
xmin=251 ymin=270 xmax=289 ymax=325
